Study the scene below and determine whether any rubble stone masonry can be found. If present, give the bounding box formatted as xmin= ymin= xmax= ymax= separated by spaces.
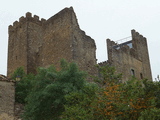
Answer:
xmin=106 ymin=30 xmax=152 ymax=82
xmin=7 ymin=7 xmax=152 ymax=81
xmin=0 ymin=75 xmax=15 ymax=120
xmin=7 ymin=7 xmax=97 ymax=77
xmin=4 ymin=6 xmax=153 ymax=119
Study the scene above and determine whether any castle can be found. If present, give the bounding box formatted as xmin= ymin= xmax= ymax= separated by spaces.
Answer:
xmin=7 ymin=7 xmax=97 ymax=78
xmin=7 ymin=7 xmax=152 ymax=81
xmin=0 ymin=7 xmax=152 ymax=119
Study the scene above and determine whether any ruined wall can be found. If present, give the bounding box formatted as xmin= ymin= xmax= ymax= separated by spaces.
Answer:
xmin=72 ymin=30 xmax=97 ymax=76
xmin=70 ymin=9 xmax=97 ymax=76
xmin=40 ymin=7 xmax=74 ymax=69
xmin=41 ymin=7 xmax=97 ymax=75
xmin=7 ymin=7 xmax=97 ymax=77
xmin=7 ymin=7 xmax=152 ymax=82
xmin=0 ymin=75 xmax=15 ymax=119
xmin=107 ymin=30 xmax=152 ymax=82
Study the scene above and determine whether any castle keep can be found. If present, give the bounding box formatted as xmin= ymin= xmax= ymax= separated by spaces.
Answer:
xmin=7 ymin=7 xmax=97 ymax=77
xmin=1 ymin=6 xmax=153 ymax=118
xmin=7 ymin=7 xmax=152 ymax=81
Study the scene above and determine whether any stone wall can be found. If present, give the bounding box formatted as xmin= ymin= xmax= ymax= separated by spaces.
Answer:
xmin=7 ymin=7 xmax=97 ymax=77
xmin=40 ymin=7 xmax=74 ymax=70
xmin=0 ymin=75 xmax=15 ymax=119
xmin=69 ymin=9 xmax=97 ymax=76
xmin=7 ymin=7 xmax=152 ymax=82
xmin=131 ymin=30 xmax=152 ymax=80
xmin=7 ymin=19 xmax=28 ymax=76
xmin=106 ymin=30 xmax=152 ymax=82
xmin=26 ymin=13 xmax=45 ymax=74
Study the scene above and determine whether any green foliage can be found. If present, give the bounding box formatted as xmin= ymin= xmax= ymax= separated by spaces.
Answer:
xmin=138 ymin=108 xmax=160 ymax=120
xmin=23 ymin=60 xmax=87 ymax=120
xmin=144 ymin=80 xmax=160 ymax=108
xmin=92 ymin=65 xmax=157 ymax=120
xmin=11 ymin=67 xmax=26 ymax=80
xmin=118 ymin=79 xmax=156 ymax=120
xmin=96 ymin=65 xmax=122 ymax=85
xmin=13 ymin=63 xmax=160 ymax=120
xmin=61 ymin=83 xmax=99 ymax=120
xmin=15 ymin=74 xmax=34 ymax=104
xmin=11 ymin=67 xmax=33 ymax=104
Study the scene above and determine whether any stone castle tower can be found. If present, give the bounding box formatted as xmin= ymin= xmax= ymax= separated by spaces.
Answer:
xmin=7 ymin=7 xmax=152 ymax=81
xmin=105 ymin=30 xmax=152 ymax=82
xmin=7 ymin=7 xmax=97 ymax=77
xmin=4 ymin=6 xmax=153 ymax=119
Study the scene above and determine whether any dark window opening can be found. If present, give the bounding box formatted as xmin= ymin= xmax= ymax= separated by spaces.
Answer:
xmin=16 ymin=56 xmax=17 ymax=60
xmin=131 ymin=69 xmax=135 ymax=76
xmin=140 ymin=73 xmax=143 ymax=79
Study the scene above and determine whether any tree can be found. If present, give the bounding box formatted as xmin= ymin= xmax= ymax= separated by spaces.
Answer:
xmin=61 ymin=83 xmax=99 ymax=120
xmin=119 ymin=79 xmax=156 ymax=120
xmin=15 ymin=74 xmax=34 ymax=104
xmin=11 ymin=67 xmax=26 ymax=80
xmin=138 ymin=108 xmax=160 ymax=120
xmin=23 ymin=60 xmax=87 ymax=120
xmin=92 ymin=65 xmax=156 ymax=120
xmin=14 ymin=63 xmax=160 ymax=119
xmin=92 ymin=65 xmax=123 ymax=120
xmin=95 ymin=64 xmax=122 ymax=85
xmin=11 ymin=67 xmax=34 ymax=104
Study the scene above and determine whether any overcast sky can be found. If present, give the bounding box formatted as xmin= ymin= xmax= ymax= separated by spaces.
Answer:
xmin=0 ymin=0 xmax=159 ymax=80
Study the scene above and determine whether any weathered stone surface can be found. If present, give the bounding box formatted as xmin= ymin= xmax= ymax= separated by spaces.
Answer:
xmin=0 ymin=75 xmax=15 ymax=119
xmin=0 ymin=113 xmax=14 ymax=120
xmin=106 ymin=30 xmax=152 ymax=82
xmin=7 ymin=7 xmax=152 ymax=82
xmin=5 ymin=7 xmax=153 ymax=119
xmin=14 ymin=103 xmax=24 ymax=120
xmin=7 ymin=7 xmax=97 ymax=77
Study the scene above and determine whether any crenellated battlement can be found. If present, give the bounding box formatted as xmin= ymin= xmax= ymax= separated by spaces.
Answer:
xmin=107 ymin=30 xmax=143 ymax=60
xmin=7 ymin=7 xmax=97 ymax=79
xmin=112 ymin=41 xmax=139 ymax=59
xmin=9 ymin=12 xmax=46 ymax=33
xmin=107 ymin=39 xmax=117 ymax=46
xmin=131 ymin=29 xmax=147 ymax=41
xmin=5 ymin=7 xmax=153 ymax=119
xmin=108 ymin=30 xmax=147 ymax=57
xmin=106 ymin=29 xmax=152 ymax=81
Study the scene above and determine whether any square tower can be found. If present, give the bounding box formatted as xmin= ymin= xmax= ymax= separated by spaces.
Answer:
xmin=107 ymin=30 xmax=152 ymax=82
xmin=7 ymin=12 xmax=45 ymax=76
xmin=7 ymin=7 xmax=97 ymax=77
